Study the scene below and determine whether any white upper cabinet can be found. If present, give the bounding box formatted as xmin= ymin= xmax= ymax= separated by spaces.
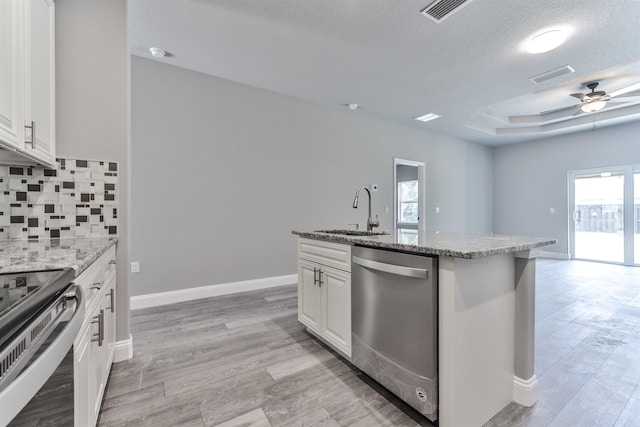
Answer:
xmin=0 ymin=0 xmax=55 ymax=168
xmin=25 ymin=0 xmax=56 ymax=165
xmin=0 ymin=0 xmax=21 ymax=148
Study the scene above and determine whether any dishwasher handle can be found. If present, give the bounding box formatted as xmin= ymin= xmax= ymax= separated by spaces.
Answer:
xmin=352 ymin=255 xmax=429 ymax=279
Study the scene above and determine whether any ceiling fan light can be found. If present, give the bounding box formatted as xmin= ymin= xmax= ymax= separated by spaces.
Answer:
xmin=525 ymin=30 xmax=566 ymax=54
xmin=581 ymin=100 xmax=607 ymax=113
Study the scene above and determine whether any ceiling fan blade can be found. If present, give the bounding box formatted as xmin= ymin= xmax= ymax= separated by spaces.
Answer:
xmin=601 ymin=101 xmax=633 ymax=107
xmin=541 ymin=104 xmax=581 ymax=115
xmin=609 ymin=82 xmax=640 ymax=98
xmin=570 ymin=93 xmax=585 ymax=100
xmin=610 ymin=96 xmax=640 ymax=102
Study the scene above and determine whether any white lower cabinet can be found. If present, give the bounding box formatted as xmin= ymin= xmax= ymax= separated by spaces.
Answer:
xmin=297 ymin=238 xmax=351 ymax=358
xmin=73 ymin=246 xmax=117 ymax=427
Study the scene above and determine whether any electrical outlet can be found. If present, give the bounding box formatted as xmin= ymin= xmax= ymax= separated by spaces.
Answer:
xmin=131 ymin=261 xmax=140 ymax=273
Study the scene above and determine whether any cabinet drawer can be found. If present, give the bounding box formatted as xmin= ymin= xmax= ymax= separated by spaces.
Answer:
xmin=75 ymin=245 xmax=116 ymax=305
xmin=298 ymin=238 xmax=351 ymax=272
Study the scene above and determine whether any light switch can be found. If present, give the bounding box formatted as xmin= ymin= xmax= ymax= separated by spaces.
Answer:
xmin=550 ymin=207 xmax=555 ymax=214
xmin=435 ymin=207 xmax=440 ymax=214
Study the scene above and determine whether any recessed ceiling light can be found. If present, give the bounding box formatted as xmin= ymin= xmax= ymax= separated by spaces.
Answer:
xmin=348 ymin=103 xmax=359 ymax=110
xmin=149 ymin=47 xmax=166 ymax=58
xmin=414 ymin=113 xmax=441 ymax=122
xmin=525 ymin=29 xmax=567 ymax=54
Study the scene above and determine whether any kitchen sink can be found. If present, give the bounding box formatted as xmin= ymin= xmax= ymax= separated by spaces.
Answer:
xmin=316 ymin=229 xmax=390 ymax=236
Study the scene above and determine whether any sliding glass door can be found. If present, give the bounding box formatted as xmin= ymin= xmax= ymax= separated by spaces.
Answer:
xmin=569 ymin=165 xmax=638 ymax=266
xmin=635 ymin=169 xmax=640 ymax=265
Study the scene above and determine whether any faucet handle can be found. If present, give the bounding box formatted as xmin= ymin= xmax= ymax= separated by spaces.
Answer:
xmin=348 ymin=223 xmax=360 ymax=231
xmin=368 ymin=215 xmax=380 ymax=229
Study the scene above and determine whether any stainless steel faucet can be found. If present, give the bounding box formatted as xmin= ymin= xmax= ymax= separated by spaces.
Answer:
xmin=352 ymin=187 xmax=380 ymax=232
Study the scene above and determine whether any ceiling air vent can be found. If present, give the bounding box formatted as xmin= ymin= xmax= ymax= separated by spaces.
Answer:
xmin=529 ymin=65 xmax=575 ymax=84
xmin=421 ymin=0 xmax=474 ymax=23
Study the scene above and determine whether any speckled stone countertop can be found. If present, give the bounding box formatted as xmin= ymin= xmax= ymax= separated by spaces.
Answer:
xmin=292 ymin=229 xmax=557 ymax=259
xmin=0 ymin=237 xmax=118 ymax=275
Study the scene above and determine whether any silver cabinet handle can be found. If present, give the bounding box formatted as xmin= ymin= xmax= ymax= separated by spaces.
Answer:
xmin=318 ymin=270 xmax=323 ymax=287
xmin=107 ymin=289 xmax=115 ymax=313
xmin=352 ymin=255 xmax=429 ymax=279
xmin=109 ymin=260 xmax=117 ymax=265
xmin=90 ymin=281 xmax=102 ymax=290
xmin=313 ymin=267 xmax=318 ymax=285
xmin=25 ymin=121 xmax=36 ymax=147
xmin=91 ymin=309 xmax=104 ymax=346
xmin=100 ymin=309 xmax=104 ymax=346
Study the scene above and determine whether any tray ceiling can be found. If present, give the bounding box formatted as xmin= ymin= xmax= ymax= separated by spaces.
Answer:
xmin=129 ymin=0 xmax=640 ymax=146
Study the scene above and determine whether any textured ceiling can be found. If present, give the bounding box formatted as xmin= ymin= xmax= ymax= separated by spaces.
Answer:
xmin=129 ymin=0 xmax=640 ymax=146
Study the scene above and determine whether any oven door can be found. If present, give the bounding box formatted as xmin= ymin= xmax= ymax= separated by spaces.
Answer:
xmin=0 ymin=285 xmax=84 ymax=426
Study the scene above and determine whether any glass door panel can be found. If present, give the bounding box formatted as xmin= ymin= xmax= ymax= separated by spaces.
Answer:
xmin=573 ymin=172 xmax=625 ymax=263
xmin=635 ymin=171 xmax=640 ymax=265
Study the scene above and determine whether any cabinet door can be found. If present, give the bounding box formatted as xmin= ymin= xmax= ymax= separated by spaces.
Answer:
xmin=89 ymin=308 xmax=105 ymax=426
xmin=0 ymin=0 xmax=22 ymax=149
xmin=298 ymin=260 xmax=321 ymax=334
xmin=320 ymin=266 xmax=351 ymax=356
xmin=23 ymin=0 xmax=55 ymax=164
xmin=103 ymin=275 xmax=116 ymax=371
xmin=74 ymin=321 xmax=92 ymax=427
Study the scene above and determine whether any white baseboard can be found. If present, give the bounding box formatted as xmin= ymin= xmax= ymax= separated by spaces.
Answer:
xmin=513 ymin=375 xmax=539 ymax=407
xmin=130 ymin=274 xmax=297 ymax=310
xmin=113 ymin=334 xmax=133 ymax=362
xmin=539 ymin=251 xmax=570 ymax=260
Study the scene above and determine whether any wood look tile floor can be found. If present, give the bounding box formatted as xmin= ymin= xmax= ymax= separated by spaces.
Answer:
xmin=98 ymin=260 xmax=640 ymax=427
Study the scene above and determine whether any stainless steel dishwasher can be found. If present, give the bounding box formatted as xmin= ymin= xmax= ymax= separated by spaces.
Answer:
xmin=351 ymin=246 xmax=438 ymax=422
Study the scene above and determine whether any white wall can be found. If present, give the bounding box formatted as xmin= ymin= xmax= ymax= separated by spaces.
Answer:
xmin=493 ymin=121 xmax=640 ymax=256
xmin=56 ymin=0 xmax=130 ymax=341
xmin=130 ymin=56 xmax=493 ymax=296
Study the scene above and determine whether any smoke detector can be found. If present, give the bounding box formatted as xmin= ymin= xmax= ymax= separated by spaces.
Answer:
xmin=149 ymin=47 xmax=166 ymax=58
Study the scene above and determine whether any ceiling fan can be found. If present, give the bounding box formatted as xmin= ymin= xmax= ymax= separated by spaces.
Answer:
xmin=542 ymin=81 xmax=640 ymax=116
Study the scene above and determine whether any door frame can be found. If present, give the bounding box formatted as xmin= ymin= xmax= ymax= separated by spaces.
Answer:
xmin=393 ymin=158 xmax=426 ymax=231
xmin=568 ymin=164 xmax=637 ymax=265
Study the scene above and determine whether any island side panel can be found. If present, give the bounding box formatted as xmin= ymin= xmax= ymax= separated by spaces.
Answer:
xmin=513 ymin=250 xmax=539 ymax=406
xmin=438 ymin=254 xmax=515 ymax=427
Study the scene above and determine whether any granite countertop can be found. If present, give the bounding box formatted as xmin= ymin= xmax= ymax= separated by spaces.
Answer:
xmin=292 ymin=229 xmax=557 ymax=259
xmin=0 ymin=237 xmax=118 ymax=276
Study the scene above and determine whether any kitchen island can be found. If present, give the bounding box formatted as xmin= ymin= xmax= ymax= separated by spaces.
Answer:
xmin=293 ymin=229 xmax=556 ymax=427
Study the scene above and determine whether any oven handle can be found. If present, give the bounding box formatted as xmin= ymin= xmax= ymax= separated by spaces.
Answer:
xmin=353 ymin=255 xmax=429 ymax=279
xmin=0 ymin=285 xmax=84 ymax=427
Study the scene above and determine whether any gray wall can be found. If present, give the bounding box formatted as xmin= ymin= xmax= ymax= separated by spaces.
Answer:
xmin=493 ymin=121 xmax=640 ymax=256
xmin=130 ymin=56 xmax=493 ymax=296
xmin=56 ymin=0 xmax=130 ymax=341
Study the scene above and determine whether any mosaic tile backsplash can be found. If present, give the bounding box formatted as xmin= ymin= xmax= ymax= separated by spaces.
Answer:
xmin=0 ymin=158 xmax=118 ymax=240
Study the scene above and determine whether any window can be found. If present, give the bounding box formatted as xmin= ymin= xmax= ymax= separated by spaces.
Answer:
xmin=398 ymin=180 xmax=418 ymax=224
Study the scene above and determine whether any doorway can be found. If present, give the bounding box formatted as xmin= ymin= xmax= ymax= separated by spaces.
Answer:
xmin=569 ymin=165 xmax=639 ymax=266
xmin=393 ymin=158 xmax=426 ymax=231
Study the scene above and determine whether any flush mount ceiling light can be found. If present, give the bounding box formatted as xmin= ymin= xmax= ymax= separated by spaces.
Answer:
xmin=414 ymin=112 xmax=441 ymax=122
xmin=149 ymin=47 xmax=166 ymax=58
xmin=348 ymin=103 xmax=359 ymax=110
xmin=525 ymin=29 xmax=567 ymax=54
